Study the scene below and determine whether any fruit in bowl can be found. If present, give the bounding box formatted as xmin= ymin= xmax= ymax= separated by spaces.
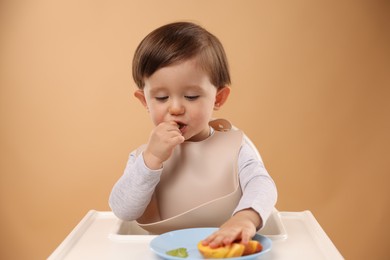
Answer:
xmin=197 ymin=240 xmax=262 ymax=258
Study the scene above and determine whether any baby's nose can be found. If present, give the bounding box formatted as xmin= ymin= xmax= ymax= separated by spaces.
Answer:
xmin=168 ymin=101 xmax=185 ymax=115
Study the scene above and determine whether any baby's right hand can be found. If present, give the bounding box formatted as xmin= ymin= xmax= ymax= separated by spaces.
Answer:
xmin=143 ymin=121 xmax=185 ymax=170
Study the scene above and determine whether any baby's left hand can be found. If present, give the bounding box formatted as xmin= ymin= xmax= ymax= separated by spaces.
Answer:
xmin=201 ymin=209 xmax=262 ymax=248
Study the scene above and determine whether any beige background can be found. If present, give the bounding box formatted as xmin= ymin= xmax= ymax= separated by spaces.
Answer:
xmin=1 ymin=0 xmax=389 ymax=259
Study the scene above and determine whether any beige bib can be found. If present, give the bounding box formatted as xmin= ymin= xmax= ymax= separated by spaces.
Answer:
xmin=136 ymin=119 xmax=243 ymax=234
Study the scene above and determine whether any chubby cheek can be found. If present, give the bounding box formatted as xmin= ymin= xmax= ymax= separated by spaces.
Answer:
xmin=190 ymin=106 xmax=213 ymax=126
xmin=148 ymin=106 xmax=166 ymax=126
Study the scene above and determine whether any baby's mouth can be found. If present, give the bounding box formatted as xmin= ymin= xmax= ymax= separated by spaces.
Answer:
xmin=176 ymin=122 xmax=186 ymax=130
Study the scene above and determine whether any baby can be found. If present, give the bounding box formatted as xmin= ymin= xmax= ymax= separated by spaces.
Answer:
xmin=109 ymin=21 xmax=277 ymax=248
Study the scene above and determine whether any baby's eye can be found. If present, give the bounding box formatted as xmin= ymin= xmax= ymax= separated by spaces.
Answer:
xmin=155 ymin=96 xmax=168 ymax=101
xmin=185 ymin=95 xmax=200 ymax=101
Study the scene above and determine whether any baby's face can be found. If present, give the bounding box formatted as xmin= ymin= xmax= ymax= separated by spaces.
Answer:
xmin=142 ymin=58 xmax=218 ymax=142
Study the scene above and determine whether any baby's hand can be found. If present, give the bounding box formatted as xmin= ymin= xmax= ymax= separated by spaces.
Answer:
xmin=201 ymin=209 xmax=261 ymax=248
xmin=143 ymin=121 xmax=185 ymax=169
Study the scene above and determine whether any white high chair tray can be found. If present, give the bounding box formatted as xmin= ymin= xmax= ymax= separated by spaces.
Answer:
xmin=48 ymin=210 xmax=343 ymax=259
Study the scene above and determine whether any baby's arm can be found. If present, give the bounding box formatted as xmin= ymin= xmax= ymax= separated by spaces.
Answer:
xmin=109 ymin=121 xmax=184 ymax=220
xmin=109 ymin=152 xmax=162 ymax=220
xmin=202 ymin=141 xmax=277 ymax=247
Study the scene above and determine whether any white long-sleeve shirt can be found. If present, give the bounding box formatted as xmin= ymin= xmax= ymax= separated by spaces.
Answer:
xmin=109 ymin=133 xmax=277 ymax=227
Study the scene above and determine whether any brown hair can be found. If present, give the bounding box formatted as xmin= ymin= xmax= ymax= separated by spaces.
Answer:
xmin=132 ymin=22 xmax=230 ymax=89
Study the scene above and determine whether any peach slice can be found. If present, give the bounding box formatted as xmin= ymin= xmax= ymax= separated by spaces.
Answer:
xmin=242 ymin=240 xmax=263 ymax=256
xmin=197 ymin=242 xmax=230 ymax=258
xmin=225 ymin=243 xmax=245 ymax=257
xmin=198 ymin=240 xmax=262 ymax=258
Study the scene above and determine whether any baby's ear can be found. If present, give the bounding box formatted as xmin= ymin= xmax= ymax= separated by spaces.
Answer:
xmin=214 ymin=87 xmax=230 ymax=110
xmin=134 ymin=90 xmax=148 ymax=109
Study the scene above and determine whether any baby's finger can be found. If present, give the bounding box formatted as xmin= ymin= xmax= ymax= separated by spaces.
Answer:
xmin=207 ymin=235 xmax=226 ymax=249
xmin=239 ymin=230 xmax=251 ymax=245
xmin=171 ymin=134 xmax=185 ymax=144
xmin=202 ymin=230 xmax=219 ymax=246
xmin=166 ymin=121 xmax=184 ymax=133
xmin=201 ymin=232 xmax=217 ymax=246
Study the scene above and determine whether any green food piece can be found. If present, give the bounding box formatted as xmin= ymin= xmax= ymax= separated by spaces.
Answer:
xmin=166 ymin=247 xmax=188 ymax=258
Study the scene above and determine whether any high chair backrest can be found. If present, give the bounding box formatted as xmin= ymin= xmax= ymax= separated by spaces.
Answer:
xmin=230 ymin=122 xmax=264 ymax=163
